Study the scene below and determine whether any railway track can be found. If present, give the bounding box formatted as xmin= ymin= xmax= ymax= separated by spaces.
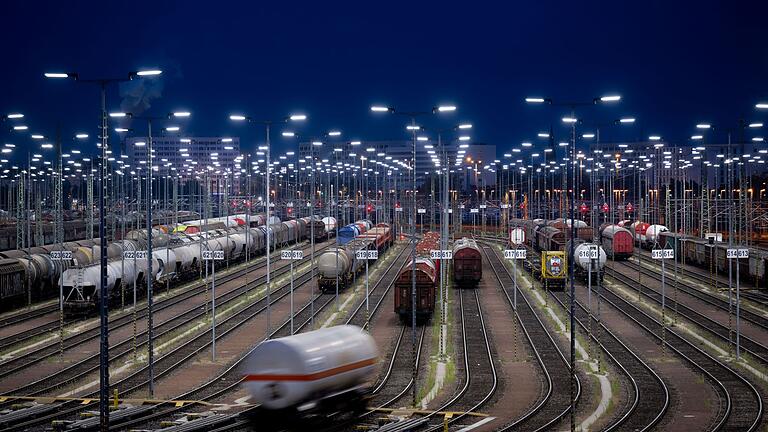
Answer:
xmin=598 ymin=274 xmax=764 ymax=430
xmin=419 ymin=287 xmax=496 ymax=431
xmin=0 ymin=257 xmax=326 ymax=400
xmin=102 ymin=285 xmax=341 ymax=432
xmin=617 ymin=258 xmax=768 ymax=331
xmin=0 ymin=240 xmax=330 ymax=385
xmin=0 ymin=241 xmax=322 ymax=355
xmin=481 ymin=244 xmax=581 ymax=432
xmin=36 ymin=245 xmax=407 ymax=432
xmin=606 ymin=265 xmax=768 ymax=365
xmin=635 ymin=249 xmax=768 ymax=305
xmin=0 ymin=240 xmax=318 ymax=354
xmin=0 ymin=252 xmax=331 ymax=430
xmin=547 ymin=287 xmax=670 ymax=431
xmin=345 ymin=246 xmax=409 ymax=329
xmin=0 ymin=309 xmax=64 ymax=351
xmin=0 ymin=302 xmax=58 ymax=328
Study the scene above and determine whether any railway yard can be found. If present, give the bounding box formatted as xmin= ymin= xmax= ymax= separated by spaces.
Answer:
xmin=1 ymin=204 xmax=768 ymax=432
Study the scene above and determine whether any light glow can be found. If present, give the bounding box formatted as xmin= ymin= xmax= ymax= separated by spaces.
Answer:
xmin=600 ymin=95 xmax=621 ymax=102
xmin=44 ymin=73 xmax=69 ymax=78
xmin=136 ymin=69 xmax=163 ymax=76
xmin=525 ymin=97 xmax=546 ymax=103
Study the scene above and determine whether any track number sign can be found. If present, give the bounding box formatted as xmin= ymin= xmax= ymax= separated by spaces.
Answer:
xmin=651 ymin=249 xmax=674 ymax=260
xmin=504 ymin=249 xmax=526 ymax=259
xmin=122 ymin=251 xmax=148 ymax=260
xmin=430 ymin=250 xmax=453 ymax=260
xmin=417 ymin=208 xmax=426 ymax=214
xmin=280 ymin=250 xmax=304 ymax=260
xmin=578 ymin=247 xmax=599 ymax=260
xmin=470 ymin=208 xmax=479 ymax=214
xmin=479 ymin=204 xmax=487 ymax=209
xmin=203 ymin=250 xmax=225 ymax=260
xmin=726 ymin=249 xmax=749 ymax=259
xmin=51 ymin=250 xmax=73 ymax=260
xmin=356 ymin=250 xmax=378 ymax=260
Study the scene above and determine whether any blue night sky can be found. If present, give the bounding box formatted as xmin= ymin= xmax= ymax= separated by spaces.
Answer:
xmin=1 ymin=1 xmax=767 ymax=161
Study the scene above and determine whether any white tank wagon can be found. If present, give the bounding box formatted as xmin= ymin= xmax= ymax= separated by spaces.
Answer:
xmin=316 ymin=248 xmax=357 ymax=290
xmin=567 ymin=240 xmax=607 ymax=282
xmin=242 ymin=325 xmax=378 ymax=412
xmin=316 ymin=236 xmax=378 ymax=292
xmin=60 ymin=255 xmax=161 ymax=315
xmin=645 ymin=224 xmax=668 ymax=247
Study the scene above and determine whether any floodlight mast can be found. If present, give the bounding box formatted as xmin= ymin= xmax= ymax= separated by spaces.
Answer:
xmin=45 ymin=68 xmax=163 ymax=431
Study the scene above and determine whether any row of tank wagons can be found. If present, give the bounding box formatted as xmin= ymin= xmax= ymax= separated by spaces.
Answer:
xmin=658 ymin=231 xmax=768 ymax=286
xmin=57 ymin=215 xmax=321 ymax=317
xmin=310 ymin=217 xmax=338 ymax=241
xmin=0 ymin=214 xmax=254 ymax=307
xmin=316 ymin=223 xmax=392 ymax=292
xmin=242 ymin=325 xmax=378 ymax=418
xmin=453 ymin=237 xmax=482 ymax=287
xmin=394 ymin=232 xmax=440 ymax=323
xmin=622 ymin=221 xmax=669 ymax=248
xmin=337 ymin=220 xmax=374 ymax=245
xmin=508 ymin=219 xmax=604 ymax=289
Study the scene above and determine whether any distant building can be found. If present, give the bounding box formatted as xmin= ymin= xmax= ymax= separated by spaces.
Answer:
xmin=124 ymin=136 xmax=241 ymax=178
xmin=297 ymin=139 xmax=495 ymax=188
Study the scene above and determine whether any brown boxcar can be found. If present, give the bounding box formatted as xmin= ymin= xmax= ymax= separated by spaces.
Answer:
xmin=452 ymin=237 xmax=482 ymax=287
xmin=394 ymin=257 xmax=436 ymax=323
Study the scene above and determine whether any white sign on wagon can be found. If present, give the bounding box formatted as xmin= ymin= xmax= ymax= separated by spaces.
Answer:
xmin=280 ymin=250 xmax=304 ymax=260
xmin=726 ymin=248 xmax=749 ymax=259
xmin=430 ymin=250 xmax=453 ymax=260
xmin=651 ymin=249 xmax=674 ymax=260
xmin=504 ymin=249 xmax=526 ymax=259
xmin=203 ymin=250 xmax=225 ymax=260
xmin=122 ymin=250 xmax=148 ymax=260
xmin=356 ymin=250 xmax=378 ymax=260
xmin=50 ymin=250 xmax=73 ymax=261
xmin=578 ymin=246 xmax=599 ymax=260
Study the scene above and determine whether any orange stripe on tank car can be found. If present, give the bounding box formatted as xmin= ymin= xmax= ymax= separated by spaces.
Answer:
xmin=243 ymin=358 xmax=377 ymax=382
